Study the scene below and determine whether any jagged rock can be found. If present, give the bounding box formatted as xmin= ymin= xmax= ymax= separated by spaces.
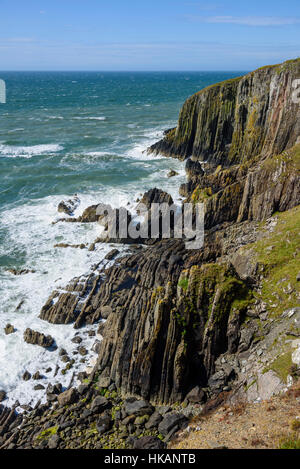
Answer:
xmin=58 ymin=196 xmax=80 ymax=216
xmin=133 ymin=436 xmax=166 ymax=449
xmin=23 ymin=329 xmax=55 ymax=348
xmin=46 ymin=383 xmax=62 ymax=395
xmin=57 ymin=388 xmax=78 ymax=407
xmin=238 ymin=327 xmax=255 ymax=353
xmin=22 ymin=371 xmax=31 ymax=381
xmin=105 ymin=249 xmax=120 ymax=260
xmin=185 ymin=158 xmax=204 ymax=182
xmin=136 ymin=188 xmax=174 ymax=210
xmin=158 ymin=413 xmax=188 ymax=437
xmin=167 ymin=170 xmax=179 ymax=178
xmin=0 ymin=391 xmax=6 ymax=402
xmin=6 ymin=268 xmax=36 ymax=276
xmin=4 ymin=324 xmax=15 ymax=335
xmin=32 ymin=371 xmax=42 ymax=380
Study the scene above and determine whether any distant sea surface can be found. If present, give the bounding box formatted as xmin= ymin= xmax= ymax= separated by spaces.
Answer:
xmin=0 ymin=71 xmax=244 ymax=406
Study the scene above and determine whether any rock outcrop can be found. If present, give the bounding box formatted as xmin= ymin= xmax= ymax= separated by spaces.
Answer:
xmin=148 ymin=58 xmax=300 ymax=166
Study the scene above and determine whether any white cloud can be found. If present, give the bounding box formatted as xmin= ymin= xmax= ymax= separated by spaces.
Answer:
xmin=187 ymin=15 xmax=300 ymax=26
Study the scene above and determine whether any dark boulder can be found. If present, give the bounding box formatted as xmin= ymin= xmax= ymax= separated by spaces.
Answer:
xmin=133 ymin=436 xmax=166 ymax=449
xmin=158 ymin=413 xmax=188 ymax=437
xmin=123 ymin=398 xmax=154 ymax=417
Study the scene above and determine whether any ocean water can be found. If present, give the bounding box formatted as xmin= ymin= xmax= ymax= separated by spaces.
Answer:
xmin=0 ymin=71 xmax=243 ymax=407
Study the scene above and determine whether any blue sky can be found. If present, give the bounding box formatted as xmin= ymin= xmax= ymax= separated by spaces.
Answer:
xmin=0 ymin=0 xmax=299 ymax=70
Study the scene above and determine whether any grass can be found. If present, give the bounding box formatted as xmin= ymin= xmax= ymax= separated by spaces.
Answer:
xmin=266 ymin=350 xmax=293 ymax=383
xmin=278 ymin=434 xmax=300 ymax=449
xmin=252 ymin=205 xmax=300 ymax=318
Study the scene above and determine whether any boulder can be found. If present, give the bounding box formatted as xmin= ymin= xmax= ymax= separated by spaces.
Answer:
xmin=133 ymin=436 xmax=166 ymax=449
xmin=4 ymin=324 xmax=15 ymax=335
xmin=145 ymin=411 xmax=163 ymax=429
xmin=158 ymin=413 xmax=188 ymax=437
xmin=185 ymin=386 xmax=206 ymax=404
xmin=22 ymin=371 xmax=31 ymax=381
xmin=0 ymin=390 xmax=7 ymax=402
xmin=23 ymin=329 xmax=55 ymax=348
xmin=91 ymin=396 xmax=110 ymax=413
xmin=57 ymin=388 xmax=78 ymax=407
xmin=96 ymin=412 xmax=113 ymax=435
xmin=48 ymin=434 xmax=60 ymax=449
xmin=123 ymin=398 xmax=154 ymax=417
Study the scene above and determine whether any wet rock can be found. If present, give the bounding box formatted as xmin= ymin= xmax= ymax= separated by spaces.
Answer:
xmin=34 ymin=385 xmax=45 ymax=391
xmin=167 ymin=170 xmax=179 ymax=178
xmin=158 ymin=413 xmax=188 ymax=437
xmin=46 ymin=383 xmax=62 ymax=395
xmin=57 ymin=388 xmax=78 ymax=407
xmin=6 ymin=268 xmax=36 ymax=276
xmin=185 ymin=158 xmax=204 ymax=181
xmin=71 ymin=336 xmax=82 ymax=344
xmin=105 ymin=249 xmax=120 ymax=261
xmin=78 ymin=346 xmax=87 ymax=356
xmin=32 ymin=371 xmax=42 ymax=380
xmin=22 ymin=371 xmax=31 ymax=381
xmin=4 ymin=324 xmax=15 ymax=335
xmin=133 ymin=436 xmax=166 ymax=449
xmin=23 ymin=329 xmax=55 ymax=349
xmin=0 ymin=390 xmax=7 ymax=402
xmin=58 ymin=196 xmax=80 ymax=216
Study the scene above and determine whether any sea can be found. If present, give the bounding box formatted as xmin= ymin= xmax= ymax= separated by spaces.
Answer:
xmin=0 ymin=71 xmax=243 ymax=407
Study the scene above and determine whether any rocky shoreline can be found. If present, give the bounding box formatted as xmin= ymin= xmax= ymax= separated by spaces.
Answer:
xmin=1 ymin=57 xmax=300 ymax=449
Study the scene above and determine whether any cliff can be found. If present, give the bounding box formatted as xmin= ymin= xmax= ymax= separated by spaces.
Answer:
xmin=1 ymin=58 xmax=299 ymax=450
xmin=148 ymin=59 xmax=300 ymax=167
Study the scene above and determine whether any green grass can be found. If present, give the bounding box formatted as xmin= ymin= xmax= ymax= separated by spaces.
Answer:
xmin=252 ymin=204 xmax=300 ymax=318
xmin=278 ymin=434 xmax=300 ymax=449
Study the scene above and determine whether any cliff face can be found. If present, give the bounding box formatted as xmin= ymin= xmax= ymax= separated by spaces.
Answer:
xmin=149 ymin=59 xmax=300 ymax=167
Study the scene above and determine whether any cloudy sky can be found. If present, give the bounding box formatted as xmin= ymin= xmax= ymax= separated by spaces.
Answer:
xmin=0 ymin=0 xmax=299 ymax=70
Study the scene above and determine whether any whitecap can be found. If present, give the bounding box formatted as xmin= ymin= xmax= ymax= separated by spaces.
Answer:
xmin=0 ymin=143 xmax=63 ymax=159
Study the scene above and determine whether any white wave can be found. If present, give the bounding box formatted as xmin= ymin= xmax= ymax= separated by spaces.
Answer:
xmin=72 ymin=116 xmax=106 ymax=121
xmin=0 ymin=143 xmax=63 ymax=159
xmin=0 ymin=193 xmax=130 ymax=408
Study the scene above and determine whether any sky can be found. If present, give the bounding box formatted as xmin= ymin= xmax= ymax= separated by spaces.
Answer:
xmin=0 ymin=0 xmax=299 ymax=71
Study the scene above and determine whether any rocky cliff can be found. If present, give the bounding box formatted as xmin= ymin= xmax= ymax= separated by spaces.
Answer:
xmin=1 ymin=58 xmax=299 ymax=450
xmin=148 ymin=58 xmax=300 ymax=167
